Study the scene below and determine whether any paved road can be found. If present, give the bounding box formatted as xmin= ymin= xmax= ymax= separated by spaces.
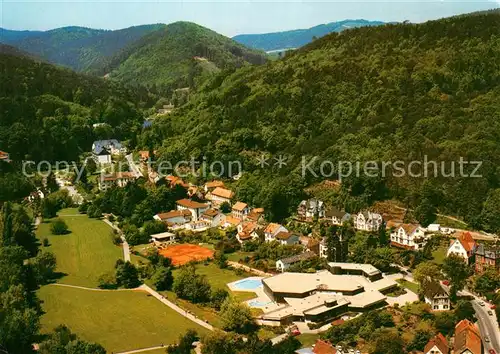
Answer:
xmin=102 ymin=218 xmax=131 ymax=262
xmin=56 ymin=177 xmax=83 ymax=204
xmin=472 ymin=299 xmax=500 ymax=353
xmin=139 ymin=284 xmax=214 ymax=331
xmin=126 ymin=154 xmax=143 ymax=178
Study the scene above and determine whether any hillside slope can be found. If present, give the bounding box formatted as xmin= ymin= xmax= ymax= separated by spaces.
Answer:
xmin=95 ymin=21 xmax=267 ymax=89
xmin=142 ymin=13 xmax=500 ymax=227
xmin=0 ymin=51 xmax=152 ymax=162
xmin=0 ymin=25 xmax=165 ymax=71
xmin=233 ymin=19 xmax=385 ymax=51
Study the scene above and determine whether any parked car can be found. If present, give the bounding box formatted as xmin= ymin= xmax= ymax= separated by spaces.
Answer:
xmin=288 ymin=325 xmax=300 ymax=336
xmin=479 ymin=301 xmax=485 ymax=306
xmin=491 ymin=304 xmax=496 ymax=310
xmin=488 ymin=310 xmax=493 ymax=316
xmin=442 ymin=280 xmax=450 ymax=286
xmin=488 ymin=349 xmax=496 ymax=354
xmin=485 ymin=336 xmax=490 ymax=343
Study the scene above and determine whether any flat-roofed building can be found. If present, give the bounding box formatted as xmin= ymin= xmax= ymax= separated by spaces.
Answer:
xmin=150 ymin=231 xmax=176 ymax=244
xmin=328 ymin=262 xmax=382 ymax=281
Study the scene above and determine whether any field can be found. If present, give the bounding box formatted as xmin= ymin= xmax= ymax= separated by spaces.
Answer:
xmin=396 ymin=279 xmax=420 ymax=294
xmin=159 ymin=243 xmax=214 ymax=265
xmin=432 ymin=246 xmax=448 ymax=265
xmin=39 ymin=285 xmax=208 ymax=353
xmin=36 ymin=211 xmax=123 ymax=287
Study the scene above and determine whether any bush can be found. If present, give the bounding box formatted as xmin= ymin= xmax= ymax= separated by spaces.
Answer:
xmin=50 ymin=218 xmax=69 ymax=235
xmin=108 ymin=214 xmax=115 ymax=222
xmin=42 ymin=238 xmax=50 ymax=247
xmin=78 ymin=202 xmax=89 ymax=214
xmin=110 ymin=230 xmax=122 ymax=245
xmin=98 ymin=272 xmax=118 ymax=289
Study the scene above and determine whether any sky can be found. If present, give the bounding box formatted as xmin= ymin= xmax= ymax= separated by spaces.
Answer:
xmin=1 ymin=0 xmax=499 ymax=37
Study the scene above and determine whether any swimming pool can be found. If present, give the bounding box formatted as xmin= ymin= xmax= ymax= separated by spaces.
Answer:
xmin=248 ymin=299 xmax=273 ymax=307
xmin=232 ymin=278 xmax=263 ymax=291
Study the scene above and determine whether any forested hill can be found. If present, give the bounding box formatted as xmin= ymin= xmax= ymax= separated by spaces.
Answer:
xmin=0 ymin=51 xmax=154 ymax=162
xmin=141 ymin=12 xmax=500 ymax=229
xmin=233 ymin=19 xmax=385 ymax=51
xmin=0 ymin=25 xmax=165 ymax=72
xmin=90 ymin=21 xmax=267 ymax=89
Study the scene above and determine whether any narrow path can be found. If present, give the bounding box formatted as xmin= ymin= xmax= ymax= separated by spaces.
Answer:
xmin=115 ymin=345 xmax=166 ymax=354
xmin=228 ymin=261 xmax=273 ymax=277
xmin=48 ymin=283 xmax=136 ymax=292
xmin=102 ymin=218 xmax=131 ymax=262
xmin=138 ymin=284 xmax=214 ymax=332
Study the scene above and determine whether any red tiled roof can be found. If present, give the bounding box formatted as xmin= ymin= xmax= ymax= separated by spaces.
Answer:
xmin=424 ymin=333 xmax=448 ymax=354
xmin=232 ymin=202 xmax=248 ymax=211
xmin=202 ymin=208 xmax=219 ymax=218
xmin=390 ymin=241 xmax=415 ymax=250
xmin=459 ymin=232 xmax=476 ymax=252
xmin=400 ymin=223 xmax=420 ymax=235
xmin=156 ymin=210 xmax=191 ymax=220
xmin=275 ymin=231 xmax=294 ymax=240
xmin=264 ymin=223 xmax=283 ymax=234
xmin=454 ymin=319 xmax=481 ymax=354
xmin=313 ymin=339 xmax=337 ymax=354
xmin=176 ymin=199 xmax=208 ymax=209
xmin=205 ymin=180 xmax=224 ymax=189
xmin=211 ymin=187 xmax=234 ymax=199
xmin=225 ymin=216 xmax=241 ymax=226
xmin=166 ymin=175 xmax=188 ymax=187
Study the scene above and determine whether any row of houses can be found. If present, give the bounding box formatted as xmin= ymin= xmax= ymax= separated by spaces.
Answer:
xmin=446 ymin=231 xmax=500 ymax=273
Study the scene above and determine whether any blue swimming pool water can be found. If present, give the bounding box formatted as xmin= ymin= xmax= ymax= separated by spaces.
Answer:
xmin=232 ymin=278 xmax=262 ymax=291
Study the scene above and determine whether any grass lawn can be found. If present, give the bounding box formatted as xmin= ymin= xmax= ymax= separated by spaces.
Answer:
xmin=432 ymin=246 xmax=448 ymax=265
xmin=436 ymin=215 xmax=469 ymax=230
xmin=396 ymin=279 xmax=420 ymax=294
xmin=227 ymin=251 xmax=255 ymax=262
xmin=173 ymin=262 xmax=246 ymax=290
xmin=39 ymin=285 xmax=208 ymax=353
xmin=297 ymin=333 xmax=319 ymax=347
xmin=37 ymin=210 xmax=123 ymax=287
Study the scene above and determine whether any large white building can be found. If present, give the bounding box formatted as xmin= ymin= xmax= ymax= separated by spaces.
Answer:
xmin=446 ymin=232 xmax=476 ymax=264
xmin=176 ymin=199 xmax=209 ymax=222
xmin=390 ymin=223 xmax=427 ymax=250
xmin=98 ymin=172 xmax=135 ymax=191
xmin=422 ymin=279 xmax=450 ymax=311
xmin=353 ymin=211 xmax=383 ymax=231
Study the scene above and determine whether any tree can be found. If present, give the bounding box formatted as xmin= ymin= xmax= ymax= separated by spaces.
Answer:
xmin=173 ymin=265 xmax=211 ymax=303
xmin=442 ymin=254 xmax=470 ymax=300
xmin=115 ymin=261 xmax=141 ymax=288
xmin=481 ymin=189 xmax=500 ymax=233
xmin=32 ymin=252 xmax=57 ymax=284
xmin=274 ymin=336 xmax=302 ymax=354
xmin=472 ymin=266 xmax=500 ymax=296
xmin=369 ymin=328 xmax=405 ymax=354
xmin=39 ymin=325 xmax=106 ymax=354
xmin=86 ymin=204 xmax=102 ymax=218
xmin=454 ymin=300 xmax=475 ymax=322
xmin=46 ymin=172 xmax=59 ymax=194
xmin=219 ymin=297 xmax=256 ymax=334
xmin=151 ymin=266 xmax=173 ymax=291
xmin=378 ymin=220 xmax=388 ymax=246
xmin=210 ymin=288 xmax=229 ymax=310
xmin=142 ymin=220 xmax=166 ymax=237
xmin=215 ymin=251 xmax=228 ymax=269
xmin=167 ymin=329 xmax=198 ymax=354
xmin=220 ymin=202 xmax=231 ymax=214
xmin=407 ymin=329 xmax=432 ymax=352
xmin=433 ymin=311 xmax=456 ymax=336
xmin=50 ymin=218 xmax=69 ymax=235
xmin=413 ymin=261 xmax=442 ymax=284
xmin=97 ymin=272 xmax=117 ymax=289
xmin=414 ymin=198 xmax=437 ymax=227
xmin=201 ymin=331 xmax=240 ymax=354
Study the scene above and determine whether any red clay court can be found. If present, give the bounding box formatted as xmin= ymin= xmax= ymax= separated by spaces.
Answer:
xmin=158 ymin=244 xmax=214 ymax=266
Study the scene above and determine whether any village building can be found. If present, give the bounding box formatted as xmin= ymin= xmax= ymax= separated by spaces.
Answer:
xmin=164 ymin=175 xmax=189 ymax=188
xmin=246 ymin=208 xmax=265 ymax=223
xmin=447 ymin=232 xmax=476 ymax=264
xmin=98 ymin=172 xmax=135 ymax=191
xmin=427 ymin=224 xmax=441 ymax=233
xmin=232 ymin=201 xmax=250 ymax=219
xmin=327 ymin=262 xmax=383 ymax=282
xmin=423 ymin=333 xmax=449 ymax=354
xmin=92 ymin=139 xmax=126 ymax=164
xmin=223 ymin=216 xmax=242 ymax=228
xmin=325 ymin=208 xmax=351 ymax=225
xmin=236 ymin=221 xmax=260 ymax=243
xmin=390 ymin=223 xmax=427 ymax=250
xmin=304 ymin=237 xmax=320 ymax=255
xmin=200 ymin=208 xmax=226 ymax=228
xmin=203 ymin=180 xmax=225 ymax=193
xmin=259 ymin=265 xmax=397 ymax=325
xmin=297 ymin=199 xmax=325 ymax=220
xmin=275 ymin=251 xmax=317 ymax=272
xmin=319 ymin=238 xmax=328 ymax=259
xmin=176 ymin=199 xmax=209 ymax=221
xmin=475 ymin=243 xmax=500 ymax=273
xmin=453 ymin=319 xmax=482 ymax=354
xmin=353 ymin=211 xmax=383 ymax=231
xmin=275 ymin=231 xmax=300 ymax=246
xmin=157 ymin=104 xmax=174 ymax=115
xmin=206 ymin=187 xmax=234 ymax=208
xmin=0 ymin=150 xmax=10 ymax=162
xmin=150 ymin=231 xmax=176 ymax=244
xmin=154 ymin=210 xmax=192 ymax=225
xmin=264 ymin=223 xmax=288 ymax=242
xmin=310 ymin=339 xmax=337 ymax=354
xmin=422 ymin=279 xmax=450 ymax=311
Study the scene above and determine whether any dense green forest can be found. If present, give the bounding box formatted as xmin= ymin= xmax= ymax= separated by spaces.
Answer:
xmin=139 ymin=12 xmax=500 ymax=230
xmin=0 ymin=25 xmax=165 ymax=72
xmin=233 ymin=19 xmax=385 ymax=51
xmin=0 ymin=50 xmax=155 ymax=162
xmin=91 ymin=22 xmax=267 ymax=89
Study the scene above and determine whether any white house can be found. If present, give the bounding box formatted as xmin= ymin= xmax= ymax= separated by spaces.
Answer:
xmin=200 ymin=209 xmax=226 ymax=228
xmin=154 ymin=210 xmax=192 ymax=225
xmin=98 ymin=172 xmax=135 ymax=191
xmin=427 ymin=224 xmax=441 ymax=233
xmin=446 ymin=232 xmax=476 ymax=264
xmin=150 ymin=231 xmax=176 ymax=244
xmin=275 ymin=251 xmax=317 ymax=272
xmin=390 ymin=223 xmax=427 ymax=250
xmin=297 ymin=199 xmax=325 ymax=220
xmin=232 ymin=202 xmax=250 ymax=220
xmin=92 ymin=139 xmax=126 ymax=164
xmin=203 ymin=180 xmax=225 ymax=193
xmin=275 ymin=231 xmax=300 ymax=246
xmin=176 ymin=199 xmax=209 ymax=221
xmin=206 ymin=187 xmax=234 ymax=208
xmin=354 ymin=211 xmax=383 ymax=231
xmin=422 ymin=279 xmax=450 ymax=311
xmin=319 ymin=238 xmax=328 ymax=259
xmin=264 ymin=223 xmax=288 ymax=242
xmin=325 ymin=209 xmax=351 ymax=225
xmin=423 ymin=333 xmax=449 ymax=354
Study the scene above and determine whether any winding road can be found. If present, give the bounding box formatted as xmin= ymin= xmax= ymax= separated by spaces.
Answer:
xmin=472 ymin=299 xmax=500 ymax=353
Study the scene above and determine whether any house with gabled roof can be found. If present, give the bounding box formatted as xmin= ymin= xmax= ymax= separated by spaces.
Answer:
xmin=206 ymin=187 xmax=234 ymax=208
xmin=325 ymin=208 xmax=351 ymax=226
xmin=264 ymin=223 xmax=288 ymax=243
xmin=424 ymin=333 xmax=449 ymax=354
xmin=354 ymin=211 xmax=383 ymax=231
xmin=203 ymin=180 xmax=225 ymax=193
xmin=390 ymin=223 xmax=427 ymax=250
xmin=447 ymin=232 xmax=476 ymax=264
xmin=475 ymin=242 xmax=500 ymax=273
xmin=232 ymin=201 xmax=250 ymax=220
xmin=98 ymin=172 xmax=136 ymax=191
xmin=276 ymin=251 xmax=317 ymax=272
xmin=176 ymin=199 xmax=209 ymax=221
xmin=92 ymin=139 xmax=126 ymax=164
xmin=236 ymin=221 xmax=260 ymax=243
xmin=246 ymin=208 xmax=265 ymax=223
xmin=422 ymin=279 xmax=450 ymax=311
xmin=223 ymin=216 xmax=242 ymax=228
xmin=275 ymin=231 xmax=300 ymax=246
xmin=200 ymin=208 xmax=225 ymax=228
xmin=453 ymin=319 xmax=482 ymax=354
xmin=297 ymin=198 xmax=325 ymax=220
xmin=154 ymin=209 xmax=192 ymax=225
